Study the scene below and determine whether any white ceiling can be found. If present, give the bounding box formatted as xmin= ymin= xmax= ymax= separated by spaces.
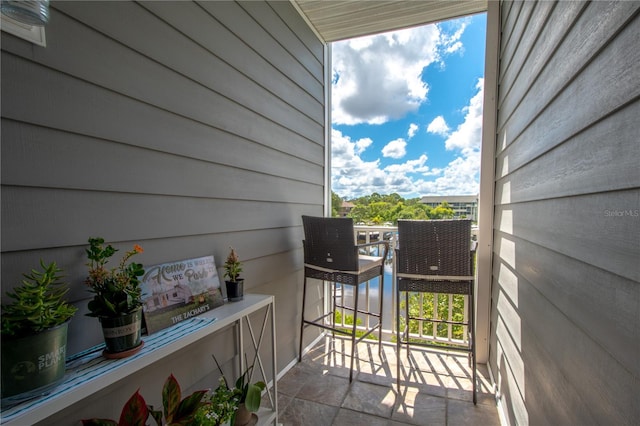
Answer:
xmin=292 ymin=0 xmax=488 ymax=43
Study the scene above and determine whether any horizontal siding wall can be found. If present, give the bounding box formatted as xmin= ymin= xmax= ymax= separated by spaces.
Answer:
xmin=491 ymin=1 xmax=640 ymax=425
xmin=1 ymin=0 xmax=325 ymax=421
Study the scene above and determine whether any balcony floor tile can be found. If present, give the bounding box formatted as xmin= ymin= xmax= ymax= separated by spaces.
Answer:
xmin=274 ymin=336 xmax=500 ymax=426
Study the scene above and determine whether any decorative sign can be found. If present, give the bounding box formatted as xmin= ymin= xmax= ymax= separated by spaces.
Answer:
xmin=140 ymin=255 xmax=224 ymax=334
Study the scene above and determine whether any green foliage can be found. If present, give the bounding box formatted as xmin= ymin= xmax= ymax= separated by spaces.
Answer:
xmin=334 ymin=309 xmax=362 ymax=326
xmin=234 ymin=364 xmax=266 ymax=412
xmin=85 ymin=237 xmax=144 ymax=317
xmin=338 ymin=193 xmax=455 ymax=224
xmin=82 ymin=375 xmax=207 ymax=426
xmin=198 ymin=353 xmax=267 ymax=425
xmin=333 ymin=310 xmax=374 ymax=340
xmin=400 ymin=293 xmax=466 ymax=341
xmin=430 ymin=201 xmax=455 ymax=219
xmin=331 ymin=191 xmax=342 ymax=217
xmin=223 ymin=247 xmax=243 ymax=282
xmin=194 ymin=377 xmax=239 ymax=425
xmin=1 ymin=260 xmax=77 ymax=337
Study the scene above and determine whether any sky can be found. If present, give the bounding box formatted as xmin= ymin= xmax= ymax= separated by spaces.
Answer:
xmin=330 ymin=13 xmax=487 ymax=200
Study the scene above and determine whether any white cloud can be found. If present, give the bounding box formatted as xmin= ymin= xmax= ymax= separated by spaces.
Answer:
xmin=408 ymin=123 xmax=419 ymax=139
xmin=441 ymin=20 xmax=468 ymax=55
xmin=413 ymin=151 xmax=481 ymax=195
xmin=331 ymin=79 xmax=485 ymax=199
xmin=332 ymin=25 xmax=441 ymax=125
xmin=427 ymin=116 xmax=450 ymax=136
xmin=445 ymin=78 xmax=484 ymax=156
xmin=331 ymin=129 xmax=430 ymax=198
xmin=419 ymin=78 xmax=484 ymax=195
xmin=354 ymin=137 xmax=373 ymax=155
xmin=331 ymin=18 xmax=471 ymax=126
xmin=382 ymin=138 xmax=407 ymax=159
xmin=329 ymin=17 xmax=481 ymax=199
xmin=331 ymin=129 xmax=382 ymax=196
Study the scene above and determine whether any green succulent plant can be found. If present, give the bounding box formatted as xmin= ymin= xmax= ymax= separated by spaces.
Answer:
xmin=1 ymin=260 xmax=77 ymax=337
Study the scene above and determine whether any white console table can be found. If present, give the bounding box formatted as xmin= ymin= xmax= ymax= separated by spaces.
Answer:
xmin=1 ymin=294 xmax=278 ymax=425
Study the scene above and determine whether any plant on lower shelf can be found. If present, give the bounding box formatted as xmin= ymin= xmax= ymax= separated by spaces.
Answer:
xmin=194 ymin=376 xmax=239 ymax=426
xmin=81 ymin=374 xmax=207 ymax=426
xmin=195 ymin=354 xmax=266 ymax=426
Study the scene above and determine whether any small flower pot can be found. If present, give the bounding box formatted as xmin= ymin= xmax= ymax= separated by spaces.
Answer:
xmin=225 ymin=279 xmax=244 ymax=302
xmin=1 ymin=321 xmax=69 ymax=405
xmin=99 ymin=308 xmax=143 ymax=356
xmin=233 ymin=403 xmax=255 ymax=426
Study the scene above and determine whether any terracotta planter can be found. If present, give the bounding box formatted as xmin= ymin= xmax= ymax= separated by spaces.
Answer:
xmin=99 ymin=308 xmax=143 ymax=355
xmin=233 ymin=403 xmax=255 ymax=426
xmin=1 ymin=321 xmax=69 ymax=405
xmin=225 ymin=279 xmax=244 ymax=302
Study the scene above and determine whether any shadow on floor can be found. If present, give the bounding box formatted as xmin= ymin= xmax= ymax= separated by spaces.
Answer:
xmin=270 ymin=336 xmax=500 ymax=426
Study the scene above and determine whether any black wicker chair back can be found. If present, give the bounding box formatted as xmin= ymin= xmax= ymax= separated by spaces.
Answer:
xmin=397 ymin=219 xmax=471 ymax=278
xmin=302 ymin=216 xmax=358 ymax=272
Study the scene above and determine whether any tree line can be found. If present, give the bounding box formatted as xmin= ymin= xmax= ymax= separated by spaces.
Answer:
xmin=331 ymin=192 xmax=456 ymax=224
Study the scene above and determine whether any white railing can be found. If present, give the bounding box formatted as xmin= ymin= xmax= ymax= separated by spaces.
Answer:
xmin=330 ymin=225 xmax=471 ymax=346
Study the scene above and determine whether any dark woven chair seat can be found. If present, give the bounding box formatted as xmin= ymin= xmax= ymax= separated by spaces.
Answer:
xmin=397 ymin=279 xmax=472 ymax=295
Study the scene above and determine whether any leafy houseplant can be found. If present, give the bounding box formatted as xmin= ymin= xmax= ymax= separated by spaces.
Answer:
xmin=82 ymin=374 xmax=207 ymax=426
xmin=195 ymin=354 xmax=266 ymax=426
xmin=85 ymin=237 xmax=145 ymax=355
xmin=85 ymin=237 xmax=144 ymax=317
xmin=223 ymin=247 xmax=244 ymax=302
xmin=1 ymin=260 xmax=77 ymax=402
xmin=194 ymin=377 xmax=238 ymax=426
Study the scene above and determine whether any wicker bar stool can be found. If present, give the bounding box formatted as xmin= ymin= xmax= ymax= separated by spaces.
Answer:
xmin=299 ymin=215 xmax=389 ymax=382
xmin=395 ymin=219 xmax=477 ymax=404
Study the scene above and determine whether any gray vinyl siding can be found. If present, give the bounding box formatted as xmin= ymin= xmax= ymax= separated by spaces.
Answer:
xmin=491 ymin=1 xmax=640 ymax=425
xmin=1 ymin=1 xmax=324 ymax=421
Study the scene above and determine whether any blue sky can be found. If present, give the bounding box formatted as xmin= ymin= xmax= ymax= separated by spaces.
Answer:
xmin=331 ymin=13 xmax=487 ymax=200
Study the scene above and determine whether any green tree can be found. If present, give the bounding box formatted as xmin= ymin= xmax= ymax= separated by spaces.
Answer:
xmin=348 ymin=204 xmax=368 ymax=223
xmin=429 ymin=202 xmax=455 ymax=219
xmin=331 ymin=191 xmax=342 ymax=217
xmin=339 ymin=193 xmax=457 ymax=224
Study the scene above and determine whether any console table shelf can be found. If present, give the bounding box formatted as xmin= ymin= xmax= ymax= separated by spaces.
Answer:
xmin=1 ymin=294 xmax=278 ymax=425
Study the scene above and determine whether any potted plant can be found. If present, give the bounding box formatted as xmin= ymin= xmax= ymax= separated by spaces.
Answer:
xmin=223 ymin=247 xmax=244 ymax=302
xmin=194 ymin=376 xmax=238 ymax=426
xmin=229 ymin=362 xmax=266 ymax=426
xmin=196 ymin=354 xmax=266 ymax=426
xmin=1 ymin=260 xmax=77 ymax=404
xmin=85 ymin=237 xmax=145 ymax=357
xmin=82 ymin=374 xmax=207 ymax=426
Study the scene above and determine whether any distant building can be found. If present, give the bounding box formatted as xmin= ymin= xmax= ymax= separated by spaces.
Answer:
xmin=420 ymin=195 xmax=478 ymax=221
xmin=339 ymin=201 xmax=355 ymax=217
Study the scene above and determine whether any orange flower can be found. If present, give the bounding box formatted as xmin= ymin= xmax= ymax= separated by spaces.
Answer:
xmin=133 ymin=244 xmax=143 ymax=253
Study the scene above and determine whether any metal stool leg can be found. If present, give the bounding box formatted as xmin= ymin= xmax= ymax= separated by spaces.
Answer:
xmin=396 ymin=288 xmax=401 ymax=390
xmin=378 ymin=275 xmax=384 ymax=356
xmin=470 ymin=290 xmax=477 ymax=405
xmin=348 ymin=287 xmax=359 ymax=382
xmin=298 ymin=276 xmax=308 ymax=362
